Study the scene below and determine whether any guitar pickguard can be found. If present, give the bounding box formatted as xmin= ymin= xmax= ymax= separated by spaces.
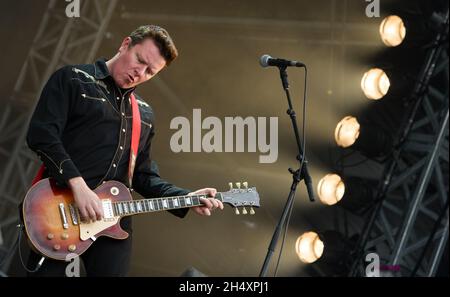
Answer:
xmin=79 ymin=217 xmax=120 ymax=241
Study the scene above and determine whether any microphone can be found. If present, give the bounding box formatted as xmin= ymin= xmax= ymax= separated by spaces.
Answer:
xmin=260 ymin=54 xmax=305 ymax=68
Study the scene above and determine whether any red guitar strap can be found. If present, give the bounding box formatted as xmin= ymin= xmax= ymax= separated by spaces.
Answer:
xmin=30 ymin=165 xmax=46 ymax=186
xmin=31 ymin=93 xmax=141 ymax=189
xmin=128 ymin=93 xmax=141 ymax=188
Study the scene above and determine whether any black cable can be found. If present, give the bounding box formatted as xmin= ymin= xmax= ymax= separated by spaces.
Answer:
xmin=272 ymin=66 xmax=308 ymax=277
xmin=17 ymin=225 xmax=45 ymax=273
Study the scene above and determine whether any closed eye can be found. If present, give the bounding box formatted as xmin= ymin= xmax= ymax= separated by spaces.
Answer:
xmin=136 ymin=54 xmax=154 ymax=76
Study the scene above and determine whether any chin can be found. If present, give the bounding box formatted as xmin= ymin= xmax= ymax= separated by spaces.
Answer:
xmin=119 ymin=81 xmax=132 ymax=89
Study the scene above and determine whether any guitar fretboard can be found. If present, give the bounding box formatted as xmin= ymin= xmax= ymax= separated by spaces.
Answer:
xmin=112 ymin=194 xmax=222 ymax=217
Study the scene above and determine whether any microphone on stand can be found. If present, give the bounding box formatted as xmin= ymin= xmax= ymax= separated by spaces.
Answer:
xmin=259 ymin=54 xmax=305 ymax=68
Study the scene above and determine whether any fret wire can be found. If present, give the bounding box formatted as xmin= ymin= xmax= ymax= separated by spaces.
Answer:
xmin=137 ymin=201 xmax=142 ymax=212
xmin=191 ymin=195 xmax=197 ymax=206
xmin=113 ymin=202 xmax=117 ymax=216
xmin=130 ymin=201 xmax=134 ymax=213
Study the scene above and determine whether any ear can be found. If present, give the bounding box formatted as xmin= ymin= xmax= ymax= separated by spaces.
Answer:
xmin=118 ymin=37 xmax=132 ymax=53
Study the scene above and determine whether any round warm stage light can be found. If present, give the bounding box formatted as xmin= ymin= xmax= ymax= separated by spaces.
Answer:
xmin=379 ymin=15 xmax=406 ymax=47
xmin=334 ymin=116 xmax=360 ymax=148
xmin=317 ymin=174 xmax=345 ymax=205
xmin=295 ymin=232 xmax=324 ymax=263
xmin=361 ymin=68 xmax=390 ymax=100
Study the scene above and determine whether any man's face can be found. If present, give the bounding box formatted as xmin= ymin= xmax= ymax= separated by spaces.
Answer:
xmin=110 ymin=37 xmax=167 ymax=89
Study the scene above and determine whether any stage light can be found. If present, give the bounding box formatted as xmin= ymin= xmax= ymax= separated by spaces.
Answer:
xmin=334 ymin=116 xmax=360 ymax=148
xmin=317 ymin=174 xmax=345 ymax=206
xmin=361 ymin=68 xmax=391 ymax=100
xmin=317 ymin=174 xmax=375 ymax=212
xmin=378 ymin=11 xmax=446 ymax=48
xmin=296 ymin=231 xmax=356 ymax=275
xmin=295 ymin=231 xmax=324 ymax=264
xmin=379 ymin=15 xmax=406 ymax=47
xmin=334 ymin=116 xmax=393 ymax=157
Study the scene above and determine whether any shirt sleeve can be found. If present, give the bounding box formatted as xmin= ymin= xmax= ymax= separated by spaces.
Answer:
xmin=132 ymin=124 xmax=191 ymax=218
xmin=26 ymin=66 xmax=81 ymax=186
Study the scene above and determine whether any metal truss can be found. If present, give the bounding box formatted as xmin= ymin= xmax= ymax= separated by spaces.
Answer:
xmin=349 ymin=11 xmax=449 ymax=277
xmin=0 ymin=0 xmax=118 ymax=274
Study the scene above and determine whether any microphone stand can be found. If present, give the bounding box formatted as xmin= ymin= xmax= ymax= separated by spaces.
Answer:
xmin=259 ymin=65 xmax=315 ymax=277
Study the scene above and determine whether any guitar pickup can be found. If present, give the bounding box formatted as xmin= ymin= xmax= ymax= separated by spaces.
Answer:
xmin=59 ymin=203 xmax=69 ymax=229
xmin=69 ymin=204 xmax=78 ymax=225
xmin=101 ymin=199 xmax=114 ymax=219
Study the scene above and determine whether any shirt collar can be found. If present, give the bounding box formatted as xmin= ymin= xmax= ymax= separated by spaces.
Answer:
xmin=93 ymin=58 xmax=111 ymax=80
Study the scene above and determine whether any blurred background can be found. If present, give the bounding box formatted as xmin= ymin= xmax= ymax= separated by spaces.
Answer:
xmin=0 ymin=0 xmax=448 ymax=277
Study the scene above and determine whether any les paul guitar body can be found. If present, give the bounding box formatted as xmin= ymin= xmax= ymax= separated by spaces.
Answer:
xmin=22 ymin=179 xmax=130 ymax=260
xmin=22 ymin=178 xmax=260 ymax=261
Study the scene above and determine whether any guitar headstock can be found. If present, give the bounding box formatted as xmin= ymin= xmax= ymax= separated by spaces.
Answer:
xmin=219 ymin=182 xmax=260 ymax=215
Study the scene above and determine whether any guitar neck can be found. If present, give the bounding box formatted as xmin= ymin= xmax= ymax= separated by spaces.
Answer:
xmin=112 ymin=193 xmax=223 ymax=217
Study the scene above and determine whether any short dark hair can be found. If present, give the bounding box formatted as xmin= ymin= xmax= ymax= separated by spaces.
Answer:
xmin=129 ymin=25 xmax=178 ymax=66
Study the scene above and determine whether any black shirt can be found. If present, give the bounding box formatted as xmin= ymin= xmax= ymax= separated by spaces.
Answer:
xmin=26 ymin=59 xmax=189 ymax=218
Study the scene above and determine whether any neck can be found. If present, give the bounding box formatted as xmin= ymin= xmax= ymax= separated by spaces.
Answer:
xmin=105 ymin=54 xmax=118 ymax=76
xmin=111 ymin=193 xmax=223 ymax=217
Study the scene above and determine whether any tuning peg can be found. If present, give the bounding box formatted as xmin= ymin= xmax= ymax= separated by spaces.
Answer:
xmin=250 ymin=207 xmax=255 ymax=215
xmin=228 ymin=182 xmax=233 ymax=190
xmin=235 ymin=208 xmax=240 ymax=215
xmin=242 ymin=207 xmax=248 ymax=215
xmin=235 ymin=182 xmax=241 ymax=189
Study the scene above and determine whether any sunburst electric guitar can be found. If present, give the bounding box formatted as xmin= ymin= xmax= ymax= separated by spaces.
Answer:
xmin=22 ymin=178 xmax=260 ymax=260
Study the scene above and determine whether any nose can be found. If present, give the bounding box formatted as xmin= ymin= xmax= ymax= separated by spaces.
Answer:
xmin=134 ymin=67 xmax=146 ymax=80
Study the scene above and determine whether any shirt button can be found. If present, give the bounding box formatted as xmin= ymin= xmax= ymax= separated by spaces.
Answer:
xmin=113 ymin=164 xmax=117 ymax=168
